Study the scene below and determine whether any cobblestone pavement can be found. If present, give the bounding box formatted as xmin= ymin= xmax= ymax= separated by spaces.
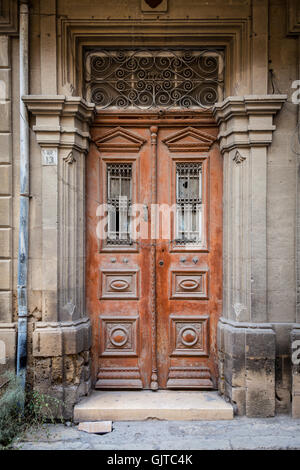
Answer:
xmin=12 ymin=416 xmax=300 ymax=450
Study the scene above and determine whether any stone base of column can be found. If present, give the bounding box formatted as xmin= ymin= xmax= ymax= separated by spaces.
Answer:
xmin=0 ymin=323 xmax=16 ymax=385
xmin=31 ymin=317 xmax=92 ymax=419
xmin=291 ymin=326 xmax=300 ymax=418
xmin=218 ymin=318 xmax=276 ymax=417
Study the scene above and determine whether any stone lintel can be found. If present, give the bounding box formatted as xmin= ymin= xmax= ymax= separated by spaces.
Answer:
xmin=32 ymin=318 xmax=91 ymax=357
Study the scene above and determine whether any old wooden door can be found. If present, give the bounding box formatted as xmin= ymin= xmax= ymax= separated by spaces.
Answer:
xmin=86 ymin=113 xmax=222 ymax=390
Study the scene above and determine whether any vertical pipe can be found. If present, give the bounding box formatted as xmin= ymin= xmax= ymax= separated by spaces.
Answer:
xmin=17 ymin=0 xmax=29 ymax=393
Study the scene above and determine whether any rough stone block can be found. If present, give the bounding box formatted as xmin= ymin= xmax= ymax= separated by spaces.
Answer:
xmin=0 ymin=37 xmax=9 ymax=67
xmin=275 ymin=356 xmax=292 ymax=414
xmin=0 ymin=102 xmax=11 ymax=132
xmin=0 ymin=196 xmax=11 ymax=226
xmin=292 ymin=394 xmax=300 ymax=419
xmin=219 ymin=321 xmax=276 ymax=417
xmin=290 ymin=328 xmax=300 ymax=418
xmin=0 ymin=259 xmax=11 ymax=290
xmin=0 ymin=69 xmax=11 ymax=100
xmin=224 ymin=353 xmax=245 ymax=388
xmin=0 ymin=291 xmax=12 ymax=322
xmin=0 ymin=324 xmax=16 ymax=373
xmin=51 ymin=356 xmax=63 ymax=383
xmin=245 ymin=358 xmax=275 ymax=417
xmin=0 ymin=165 xmax=11 ymax=195
xmin=33 ymin=326 xmax=63 ymax=357
xmin=225 ymin=325 xmax=245 ymax=358
xmin=0 ymin=227 xmax=11 ymax=257
xmin=217 ymin=321 xmax=225 ymax=353
xmin=0 ymin=133 xmax=11 ymax=163
xmin=78 ymin=421 xmax=112 ymax=434
xmin=246 ymin=328 xmax=276 ymax=359
xmin=33 ymin=358 xmax=52 ymax=389
xmin=231 ymin=387 xmax=246 ymax=416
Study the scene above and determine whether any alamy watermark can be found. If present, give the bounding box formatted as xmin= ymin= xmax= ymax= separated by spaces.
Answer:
xmin=292 ymin=340 xmax=300 ymax=366
xmin=291 ymin=80 xmax=300 ymax=105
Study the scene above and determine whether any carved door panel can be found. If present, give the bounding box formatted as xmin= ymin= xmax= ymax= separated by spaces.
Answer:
xmin=156 ymin=126 xmax=222 ymax=389
xmin=86 ymin=125 xmax=153 ymax=389
xmin=86 ymin=118 xmax=222 ymax=390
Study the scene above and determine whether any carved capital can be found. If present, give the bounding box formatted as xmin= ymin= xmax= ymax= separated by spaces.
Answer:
xmin=213 ymin=95 xmax=287 ymax=154
xmin=22 ymin=95 xmax=95 ymax=152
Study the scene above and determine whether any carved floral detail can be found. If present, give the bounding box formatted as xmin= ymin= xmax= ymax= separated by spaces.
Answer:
xmin=63 ymin=151 xmax=76 ymax=164
xmin=233 ymin=150 xmax=246 ymax=164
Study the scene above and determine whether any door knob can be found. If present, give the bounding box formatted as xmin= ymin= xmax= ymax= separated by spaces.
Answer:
xmin=158 ymin=260 xmax=164 ymax=266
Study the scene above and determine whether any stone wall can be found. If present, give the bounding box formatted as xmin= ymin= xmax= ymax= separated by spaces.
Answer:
xmin=0 ymin=0 xmax=299 ymax=418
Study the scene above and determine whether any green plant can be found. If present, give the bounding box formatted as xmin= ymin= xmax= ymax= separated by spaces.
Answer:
xmin=0 ymin=372 xmax=24 ymax=449
xmin=0 ymin=372 xmax=63 ymax=450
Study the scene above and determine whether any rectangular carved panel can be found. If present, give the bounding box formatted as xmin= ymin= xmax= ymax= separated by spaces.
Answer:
xmin=166 ymin=366 xmax=213 ymax=389
xmin=169 ymin=315 xmax=209 ymax=357
xmin=0 ymin=0 xmax=18 ymax=34
xmin=99 ymin=315 xmax=139 ymax=357
xmin=170 ymin=270 xmax=208 ymax=299
xmin=100 ymin=269 xmax=139 ymax=299
xmin=96 ymin=367 xmax=143 ymax=389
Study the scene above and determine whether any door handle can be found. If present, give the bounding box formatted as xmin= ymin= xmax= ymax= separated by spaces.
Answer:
xmin=158 ymin=260 xmax=164 ymax=266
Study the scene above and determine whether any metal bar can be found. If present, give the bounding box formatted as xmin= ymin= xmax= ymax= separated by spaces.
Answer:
xmin=17 ymin=0 xmax=29 ymax=397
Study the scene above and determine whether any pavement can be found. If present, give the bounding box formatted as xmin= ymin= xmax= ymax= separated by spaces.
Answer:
xmin=12 ymin=416 xmax=300 ymax=450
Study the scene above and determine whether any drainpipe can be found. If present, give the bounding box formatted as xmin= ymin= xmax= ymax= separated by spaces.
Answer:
xmin=16 ymin=0 xmax=29 ymax=394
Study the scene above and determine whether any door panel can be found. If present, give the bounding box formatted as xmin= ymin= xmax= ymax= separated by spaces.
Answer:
xmin=86 ymin=126 xmax=153 ymax=389
xmin=156 ymin=127 xmax=222 ymax=389
xmin=86 ymin=117 xmax=222 ymax=390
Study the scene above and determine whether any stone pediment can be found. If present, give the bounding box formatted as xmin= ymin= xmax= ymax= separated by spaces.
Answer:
xmin=162 ymin=127 xmax=216 ymax=152
xmin=95 ymin=127 xmax=146 ymax=152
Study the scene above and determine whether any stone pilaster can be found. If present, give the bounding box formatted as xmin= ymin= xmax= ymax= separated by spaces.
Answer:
xmin=213 ymin=95 xmax=286 ymax=417
xmin=0 ymin=35 xmax=15 ymax=383
xmin=23 ymin=95 xmax=95 ymax=417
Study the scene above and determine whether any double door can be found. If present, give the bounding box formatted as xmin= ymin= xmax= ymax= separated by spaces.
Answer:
xmin=86 ymin=116 xmax=222 ymax=389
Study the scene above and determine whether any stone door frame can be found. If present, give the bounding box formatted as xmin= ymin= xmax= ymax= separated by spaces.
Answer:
xmin=23 ymin=20 xmax=288 ymax=416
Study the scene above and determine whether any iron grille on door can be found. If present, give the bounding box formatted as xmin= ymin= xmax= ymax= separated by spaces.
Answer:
xmin=176 ymin=162 xmax=203 ymax=245
xmin=107 ymin=163 xmax=132 ymax=245
xmin=85 ymin=49 xmax=224 ymax=109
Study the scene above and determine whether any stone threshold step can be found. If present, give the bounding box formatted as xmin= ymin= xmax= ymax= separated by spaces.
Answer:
xmin=74 ymin=390 xmax=233 ymax=422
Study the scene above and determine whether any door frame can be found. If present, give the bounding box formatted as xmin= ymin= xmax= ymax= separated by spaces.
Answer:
xmin=86 ymin=110 xmax=222 ymax=389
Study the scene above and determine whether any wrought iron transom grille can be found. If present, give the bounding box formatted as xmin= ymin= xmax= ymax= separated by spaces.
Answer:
xmin=85 ymin=49 xmax=224 ymax=110
xmin=176 ymin=162 xmax=203 ymax=245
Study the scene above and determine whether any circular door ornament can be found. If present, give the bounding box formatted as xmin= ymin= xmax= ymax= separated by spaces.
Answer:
xmin=110 ymin=279 xmax=130 ymax=291
xmin=178 ymin=279 xmax=200 ymax=290
xmin=109 ymin=326 xmax=129 ymax=347
xmin=179 ymin=326 xmax=198 ymax=347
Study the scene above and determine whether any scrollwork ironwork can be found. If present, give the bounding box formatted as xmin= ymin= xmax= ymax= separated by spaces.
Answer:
xmin=85 ymin=49 xmax=224 ymax=109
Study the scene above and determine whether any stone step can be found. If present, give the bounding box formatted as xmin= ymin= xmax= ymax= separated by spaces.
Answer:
xmin=74 ymin=390 xmax=233 ymax=422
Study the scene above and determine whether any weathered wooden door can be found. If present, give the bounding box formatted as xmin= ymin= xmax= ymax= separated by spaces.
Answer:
xmin=86 ymin=114 xmax=222 ymax=390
